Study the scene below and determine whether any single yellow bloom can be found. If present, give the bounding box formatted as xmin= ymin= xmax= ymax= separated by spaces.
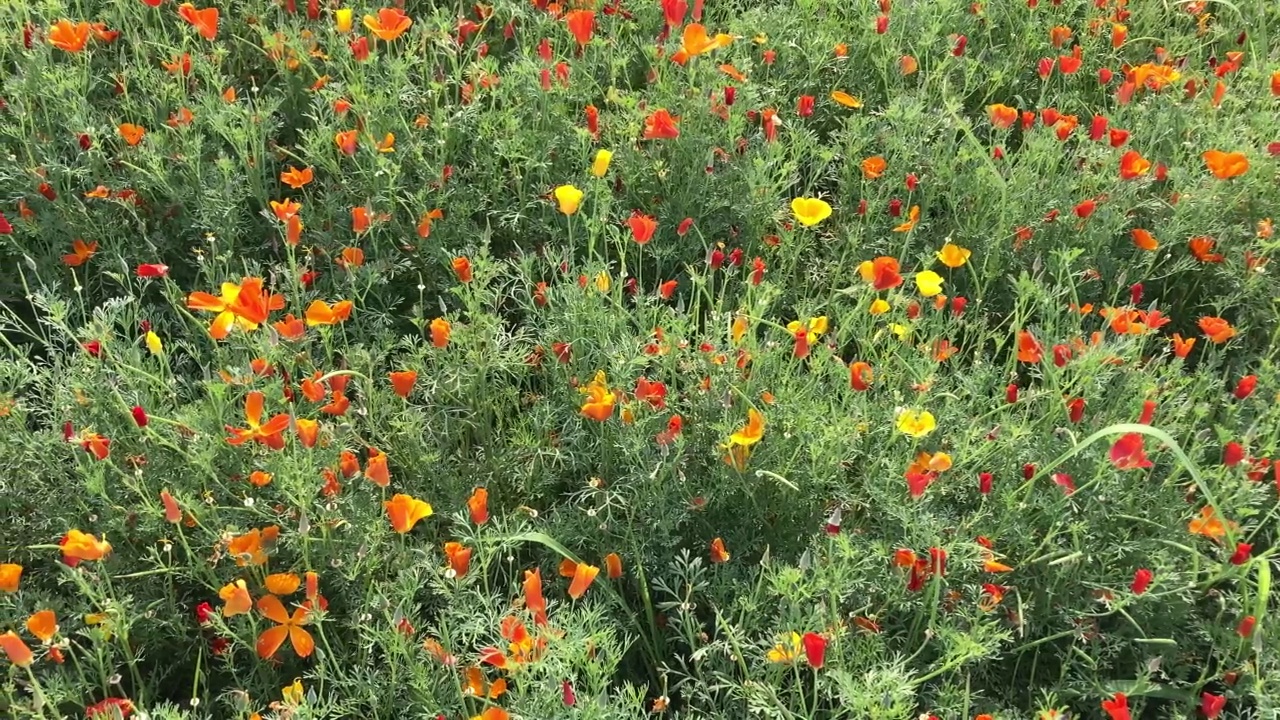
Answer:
xmin=591 ymin=149 xmax=613 ymax=178
xmin=896 ymin=409 xmax=937 ymax=438
xmin=554 ymin=184 xmax=584 ymax=215
xmin=729 ymin=407 xmax=765 ymax=447
xmin=936 ymin=243 xmax=971 ymax=268
xmin=766 ymin=632 xmax=801 ymax=663
xmin=145 ymin=331 xmax=163 ymax=355
xmin=594 ymin=271 xmax=611 ymax=293
xmin=915 ymin=270 xmax=944 ymax=298
xmin=334 ymin=8 xmax=353 ymax=32
xmin=830 ymin=91 xmax=862 ymax=108
xmin=869 ymin=299 xmax=890 ymax=315
xmin=731 ymin=315 xmax=748 ymax=343
xmin=890 ymin=323 xmax=909 ymax=340
xmin=790 ymin=197 xmax=832 ymax=227
xmin=282 ymin=678 xmax=304 ymax=705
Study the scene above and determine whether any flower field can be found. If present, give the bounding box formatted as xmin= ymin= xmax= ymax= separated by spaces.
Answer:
xmin=1 ymin=0 xmax=1279 ymax=717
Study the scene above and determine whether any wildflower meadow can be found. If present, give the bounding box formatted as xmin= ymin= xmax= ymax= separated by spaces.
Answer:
xmin=1 ymin=0 xmax=1279 ymax=718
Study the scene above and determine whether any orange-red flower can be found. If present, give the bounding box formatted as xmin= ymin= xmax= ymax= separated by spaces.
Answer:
xmin=1198 ymin=316 xmax=1235 ymax=343
xmin=225 ymin=391 xmax=291 ymax=449
xmin=335 ymin=130 xmax=358 ymax=155
xmin=444 ymin=542 xmax=472 ymax=577
xmin=366 ymin=447 xmax=391 ymax=487
xmin=0 ymin=632 xmax=33 ymax=667
xmin=892 ymin=205 xmax=920 ymax=232
xmin=295 ymin=418 xmax=319 ymax=448
xmin=709 ymin=537 xmax=730 ymax=563
xmin=187 ymin=277 xmax=285 ymax=339
xmin=1171 ymin=333 xmax=1196 ymax=358
xmin=389 ymin=370 xmax=417 ymax=398
xmin=626 ymin=212 xmax=658 ymax=245
xmin=523 ymin=569 xmax=548 ymax=625
xmin=0 ymin=564 xmax=21 ymax=593
xmin=417 ymin=208 xmax=445 ymax=238
xmin=1017 ymin=330 xmax=1043 ymax=363
xmin=280 ymin=166 xmax=313 ymax=189
xmin=567 ymin=562 xmax=599 ymax=599
xmin=452 ymin=256 xmax=473 ymax=283
xmin=861 ymin=156 xmax=887 ymax=179
xmin=430 ymin=317 xmax=451 ymax=348
xmin=270 ymin=198 xmax=301 ymax=221
xmin=61 ymin=529 xmax=112 ymax=565
xmin=304 ymin=299 xmax=353 ymax=326
xmin=643 ymin=109 xmax=680 ymax=140
xmin=338 ymin=247 xmax=365 ymax=268
xmin=565 ymin=10 xmax=594 ymax=45
xmin=468 ymin=488 xmax=489 ymax=524
xmin=219 ymin=580 xmax=252 ymax=616
xmin=1131 ymin=228 xmax=1158 ymax=251
xmin=118 ymin=123 xmax=145 ymax=146
xmin=177 ymin=3 xmax=219 ymax=40
xmin=48 ymin=20 xmax=92 ymax=53
xmin=273 ymin=314 xmax=306 ymax=341
xmin=579 ymin=371 xmax=616 ymax=421
xmin=1188 ymin=237 xmax=1224 ymax=263
xmin=1188 ymin=505 xmax=1230 ymax=540
xmin=25 ymin=610 xmax=57 ymax=643
xmin=256 ymin=594 xmax=315 ymax=659
xmin=849 ymin=361 xmax=872 ymax=391
xmin=363 ymin=8 xmax=412 ymax=41
xmin=62 ymin=239 xmax=98 ymax=267
xmin=1119 ymin=150 xmax=1150 ymax=179
xmin=1202 ymin=150 xmax=1248 ymax=179
xmin=385 ymin=493 xmax=432 ymax=533
xmin=671 ymin=23 xmax=732 ymax=63
xmin=604 ymin=552 xmax=623 ymax=579
xmin=858 ymin=256 xmax=903 ymax=290
xmin=987 ymin=103 xmax=1017 ymax=129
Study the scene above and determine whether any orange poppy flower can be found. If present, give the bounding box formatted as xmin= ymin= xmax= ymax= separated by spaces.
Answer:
xmin=295 ymin=418 xmax=319 ymax=448
xmin=1188 ymin=505 xmax=1230 ymax=540
xmin=1131 ymin=228 xmax=1158 ymax=251
xmin=256 ymin=594 xmax=315 ymax=659
xmin=222 ymin=86 xmax=237 ymax=102
xmin=48 ymin=20 xmax=92 ymax=52
xmin=1017 ymin=329 xmax=1043 ymax=363
xmin=389 ymin=370 xmax=417 ymax=398
xmin=285 ymin=215 xmax=303 ymax=245
xmin=1171 ymin=333 xmax=1196 ymax=358
xmin=1188 ymin=237 xmax=1224 ymax=263
xmin=351 ymin=206 xmax=371 ymax=234
xmin=118 ymin=123 xmax=145 ymax=146
xmin=363 ymin=7 xmax=412 ymax=41
xmin=177 ymin=3 xmax=219 ymax=40
xmin=272 ymin=314 xmax=306 ymax=340
xmin=452 ymin=256 xmax=473 ymax=283
xmin=376 ymin=133 xmax=395 ymax=152
xmin=417 ymin=208 xmax=445 ymax=238
xmin=830 ymin=91 xmax=862 ymax=108
xmin=579 ymin=371 xmax=616 ymax=421
xmin=62 ymin=239 xmax=98 ymax=267
xmin=366 ymin=447 xmax=391 ymax=487
xmin=270 ymin=199 xmax=300 ymax=222
xmin=1202 ymin=149 xmax=1248 ymax=179
xmin=567 ymin=563 xmax=599 ymax=599
xmin=335 ymin=130 xmax=358 ymax=155
xmin=166 ymin=107 xmax=195 ymax=127
xmin=265 ymin=573 xmax=301 ymax=595
xmin=861 ymin=156 xmax=887 ymax=179
xmin=719 ymin=63 xmax=747 ymax=82
xmin=188 ymin=277 xmax=285 ymax=339
xmin=61 ymin=529 xmax=112 ymax=565
xmin=385 ymin=493 xmax=433 ymax=533
xmin=643 ymin=109 xmax=680 ymax=140
xmin=0 ymin=632 xmax=33 ymax=667
xmin=604 ymin=552 xmax=623 ymax=579
xmin=0 ymin=564 xmax=22 ymax=593
xmin=849 ymin=361 xmax=872 ymax=391
xmin=899 ymin=55 xmax=919 ymax=74
xmin=1119 ymin=150 xmax=1150 ymax=179
xmin=565 ymin=9 xmax=594 ymax=45
xmin=858 ymin=256 xmax=903 ymax=290
xmin=337 ymin=247 xmax=364 ymax=269
xmin=892 ymin=205 xmax=920 ymax=232
xmin=226 ymin=526 xmax=280 ymax=566
xmin=225 ymin=391 xmax=291 ymax=448
xmin=523 ymin=569 xmax=548 ymax=625
xmin=709 ymin=537 xmax=730 ymax=563
xmin=1198 ymin=316 xmax=1235 ymax=343
xmin=429 ymin=317 xmax=451 ymax=348
xmin=987 ymin=103 xmax=1017 ymax=128
xmin=444 ymin=542 xmax=472 ymax=577
xmin=304 ymin=299 xmax=353 ymax=326
xmin=280 ymin=166 xmax=313 ymax=189
xmin=26 ymin=610 xmax=57 ymax=643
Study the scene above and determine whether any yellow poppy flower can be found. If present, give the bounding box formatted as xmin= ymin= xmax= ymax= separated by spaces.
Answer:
xmin=915 ymin=271 xmax=944 ymax=297
xmin=936 ymin=243 xmax=971 ymax=268
xmin=896 ymin=409 xmax=936 ymax=438
xmin=830 ymin=91 xmax=862 ymax=108
xmin=869 ymin=299 xmax=890 ymax=315
xmin=790 ymin=197 xmax=832 ymax=227
xmin=554 ymin=184 xmax=584 ymax=215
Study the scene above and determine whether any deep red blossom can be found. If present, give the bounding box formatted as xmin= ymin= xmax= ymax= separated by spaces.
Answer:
xmin=1131 ymin=568 xmax=1152 ymax=594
